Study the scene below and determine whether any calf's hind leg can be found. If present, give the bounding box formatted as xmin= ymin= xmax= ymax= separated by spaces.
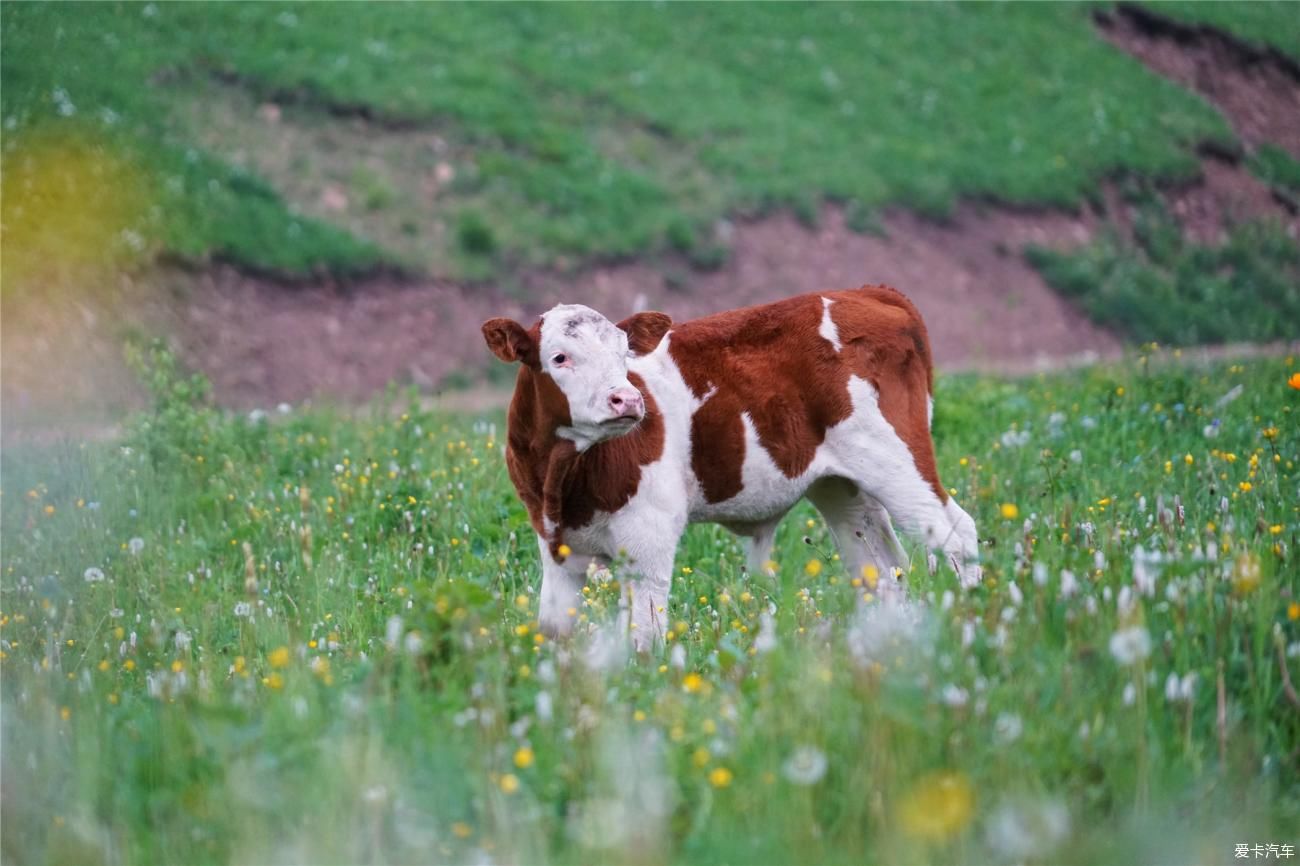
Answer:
xmin=831 ymin=380 xmax=982 ymax=588
xmin=807 ymin=477 xmax=909 ymax=600
xmin=864 ymin=471 xmax=981 ymax=589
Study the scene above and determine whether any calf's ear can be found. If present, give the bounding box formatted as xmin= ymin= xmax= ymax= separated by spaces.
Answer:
xmin=617 ymin=311 xmax=672 ymax=355
xmin=482 ymin=318 xmax=534 ymax=364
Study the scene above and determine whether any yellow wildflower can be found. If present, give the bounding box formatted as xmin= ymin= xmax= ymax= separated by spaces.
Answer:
xmin=1232 ymin=553 xmax=1261 ymax=596
xmin=861 ymin=564 xmax=880 ymax=588
xmin=708 ymin=767 xmax=733 ymax=788
xmin=1000 ymin=503 xmax=1019 ymax=520
xmin=897 ymin=771 xmax=975 ymax=840
xmin=268 ymin=646 xmax=291 ymax=668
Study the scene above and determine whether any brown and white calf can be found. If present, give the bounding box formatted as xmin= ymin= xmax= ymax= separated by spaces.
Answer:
xmin=482 ymin=285 xmax=980 ymax=650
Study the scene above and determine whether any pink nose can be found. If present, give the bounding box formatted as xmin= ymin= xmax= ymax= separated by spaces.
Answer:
xmin=609 ymin=387 xmax=644 ymax=419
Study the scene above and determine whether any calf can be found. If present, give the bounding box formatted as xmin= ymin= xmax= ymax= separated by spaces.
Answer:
xmin=482 ymin=285 xmax=980 ymax=650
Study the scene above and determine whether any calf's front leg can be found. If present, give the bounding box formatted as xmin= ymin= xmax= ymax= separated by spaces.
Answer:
xmin=536 ymin=536 xmax=591 ymax=638
xmin=609 ymin=511 xmax=685 ymax=652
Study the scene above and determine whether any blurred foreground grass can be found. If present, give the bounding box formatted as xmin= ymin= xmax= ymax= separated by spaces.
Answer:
xmin=2 ymin=347 xmax=1298 ymax=865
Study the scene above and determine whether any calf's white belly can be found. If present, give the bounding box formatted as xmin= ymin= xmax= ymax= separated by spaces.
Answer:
xmin=685 ymin=412 xmax=826 ymax=525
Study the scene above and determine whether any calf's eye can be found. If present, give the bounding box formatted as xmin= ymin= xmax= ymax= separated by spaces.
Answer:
xmin=552 ymin=353 xmax=568 ymax=366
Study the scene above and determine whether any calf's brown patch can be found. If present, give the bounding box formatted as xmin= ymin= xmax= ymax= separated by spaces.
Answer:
xmin=669 ymin=285 xmax=946 ymax=503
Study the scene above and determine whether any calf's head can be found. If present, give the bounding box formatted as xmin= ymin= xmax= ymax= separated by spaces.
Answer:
xmin=482 ymin=304 xmax=671 ymax=448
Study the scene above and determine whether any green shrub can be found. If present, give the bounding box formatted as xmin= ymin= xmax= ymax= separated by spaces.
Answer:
xmin=1027 ymin=189 xmax=1299 ymax=344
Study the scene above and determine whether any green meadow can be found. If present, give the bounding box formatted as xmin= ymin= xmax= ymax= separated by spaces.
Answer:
xmin=0 ymin=2 xmax=1248 ymax=277
xmin=3 ymin=348 xmax=1297 ymax=865
xmin=5 ymin=3 xmax=1297 ymax=342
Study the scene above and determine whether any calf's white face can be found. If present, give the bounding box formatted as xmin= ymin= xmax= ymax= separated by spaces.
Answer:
xmin=482 ymin=304 xmax=672 ymax=450
xmin=542 ymin=304 xmax=644 ymax=446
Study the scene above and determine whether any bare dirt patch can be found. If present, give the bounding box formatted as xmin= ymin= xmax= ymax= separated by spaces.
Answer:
xmin=1093 ymin=4 xmax=1299 ymax=242
xmin=6 ymin=146 xmax=1293 ymax=430
xmin=2 ymin=197 xmax=1119 ymax=437
xmin=163 ymin=201 xmax=1118 ymax=409
xmin=1163 ymin=153 xmax=1298 ymax=244
xmin=1096 ymin=4 xmax=1300 ymax=159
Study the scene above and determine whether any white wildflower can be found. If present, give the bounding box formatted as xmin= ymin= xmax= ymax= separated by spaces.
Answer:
xmin=535 ymin=690 xmax=553 ymax=723
xmin=584 ymin=620 xmax=628 ymax=674
xmin=1123 ymin=682 xmax=1137 ymax=706
xmin=1000 ymin=428 xmax=1031 ymax=448
xmin=384 ymin=616 xmax=403 ymax=649
xmin=1109 ymin=626 xmax=1152 ymax=666
xmin=1059 ymin=569 xmax=1078 ymax=598
xmin=941 ymin=684 xmax=969 ymax=708
xmin=83 ymin=567 xmax=105 ymax=583
xmin=1117 ymin=586 xmax=1136 ymax=617
xmin=128 ymin=537 xmax=145 ymax=555
xmin=781 ymin=745 xmax=828 ymax=786
xmin=986 ymin=798 xmax=1070 ymax=861
xmin=1032 ymin=562 xmax=1048 ymax=587
xmin=52 ymin=86 xmax=76 ymax=117
xmin=751 ymin=611 xmax=778 ymax=654
xmin=994 ymin=712 xmax=1023 ymax=744
xmin=403 ymin=631 xmax=424 ymax=655
xmin=1132 ymin=546 xmax=1163 ymax=597
xmin=846 ymin=600 xmax=926 ymax=669
xmin=1164 ymin=671 xmax=1196 ymax=703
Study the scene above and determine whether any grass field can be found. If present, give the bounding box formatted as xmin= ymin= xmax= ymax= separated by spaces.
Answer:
xmin=3 ymin=348 xmax=1298 ymax=865
xmin=1153 ymin=1 xmax=1300 ymax=60
xmin=6 ymin=3 xmax=1299 ymax=348
xmin=0 ymin=2 xmax=1248 ymax=279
